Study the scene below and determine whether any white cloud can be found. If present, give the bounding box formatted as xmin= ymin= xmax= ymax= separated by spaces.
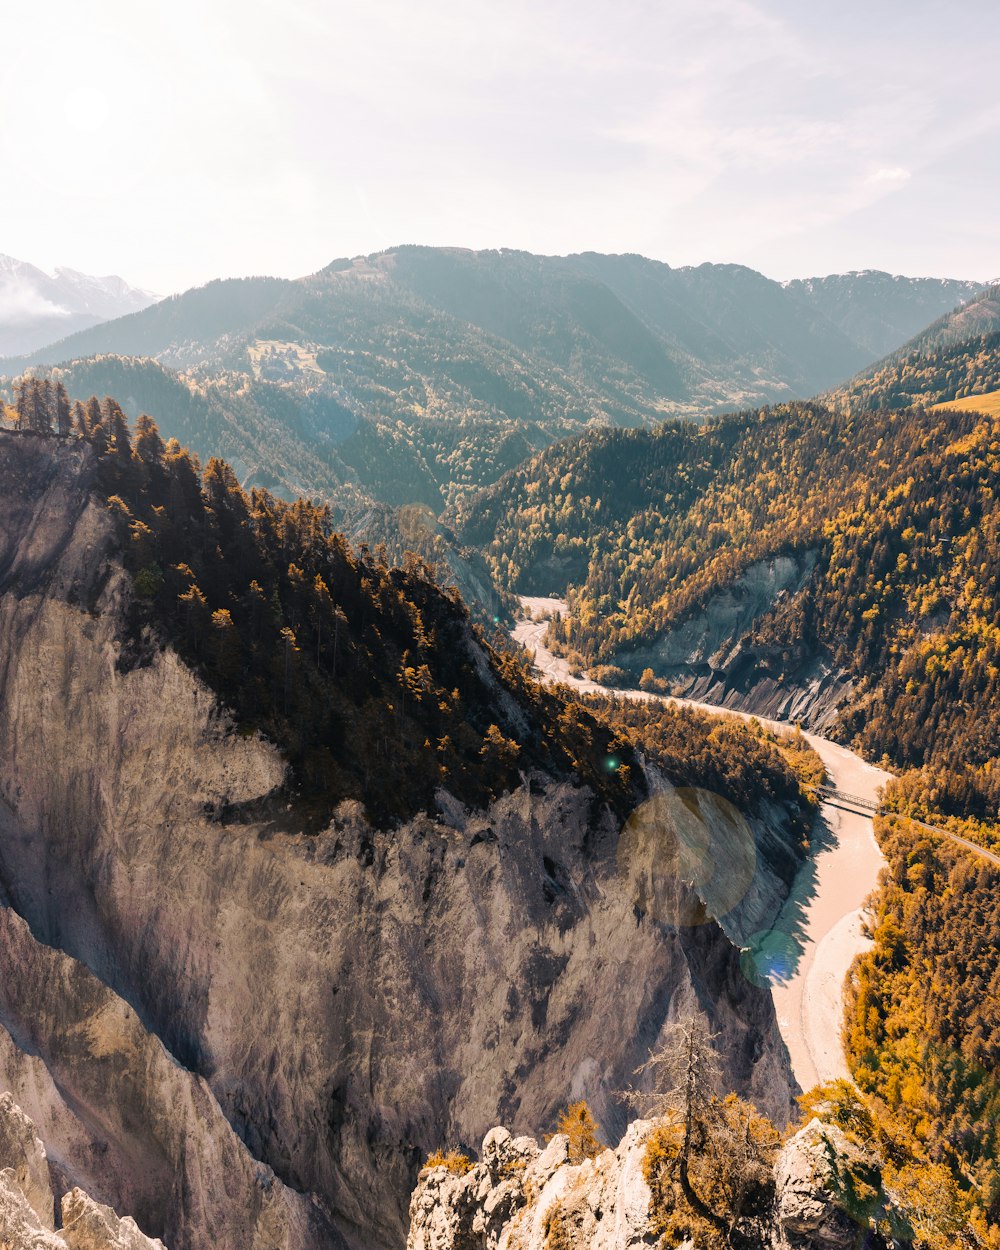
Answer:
xmin=0 ymin=278 xmax=69 ymax=327
xmin=866 ymin=167 xmax=911 ymax=186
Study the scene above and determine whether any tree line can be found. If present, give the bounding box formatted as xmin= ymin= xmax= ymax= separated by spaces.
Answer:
xmin=9 ymin=376 xmax=74 ymax=435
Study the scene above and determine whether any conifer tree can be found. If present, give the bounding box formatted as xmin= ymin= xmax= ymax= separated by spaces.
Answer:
xmin=55 ymin=382 xmax=73 ymax=437
xmin=133 ymin=413 xmax=165 ymax=467
xmin=72 ymin=400 xmax=88 ymax=437
xmin=39 ymin=378 xmax=54 ymax=432
xmin=14 ymin=379 xmax=29 ymax=431
xmin=103 ymin=398 xmax=132 ymax=467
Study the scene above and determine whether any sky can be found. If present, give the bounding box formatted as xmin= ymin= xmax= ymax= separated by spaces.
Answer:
xmin=4 ymin=0 xmax=999 ymax=294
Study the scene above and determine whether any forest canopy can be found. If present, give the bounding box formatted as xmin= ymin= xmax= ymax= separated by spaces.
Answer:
xmin=461 ymin=398 xmax=1000 ymax=820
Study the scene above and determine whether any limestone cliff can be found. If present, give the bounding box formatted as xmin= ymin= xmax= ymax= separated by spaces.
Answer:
xmin=0 ymin=1092 xmax=165 ymax=1250
xmin=0 ymin=433 xmax=805 ymax=1248
xmin=406 ymin=1120 xmax=908 ymax=1249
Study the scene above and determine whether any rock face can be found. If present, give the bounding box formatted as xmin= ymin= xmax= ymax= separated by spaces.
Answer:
xmin=408 ymin=1123 xmax=658 ymax=1250
xmin=0 ymin=434 xmax=804 ymax=1248
xmin=407 ymin=1119 xmax=903 ymax=1250
xmin=774 ymin=1120 xmax=887 ymax=1250
xmin=622 ymin=553 xmax=852 ymax=733
xmin=0 ymin=906 xmax=338 ymax=1250
xmin=0 ymin=1094 xmax=164 ymax=1250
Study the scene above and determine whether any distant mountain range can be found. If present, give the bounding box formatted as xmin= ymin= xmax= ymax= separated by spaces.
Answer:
xmin=1 ymin=248 xmax=985 ymax=520
xmin=783 ymin=270 xmax=982 ymax=359
xmin=0 ymin=254 xmax=158 ymax=356
xmin=10 ymin=249 xmax=983 ymax=410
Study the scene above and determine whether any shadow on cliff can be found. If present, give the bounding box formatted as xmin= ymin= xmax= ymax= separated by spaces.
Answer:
xmin=739 ymin=808 xmax=839 ymax=989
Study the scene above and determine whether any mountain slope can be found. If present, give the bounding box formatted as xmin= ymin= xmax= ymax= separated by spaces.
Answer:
xmin=5 ymin=251 xmax=980 ymax=529
xmin=0 ymin=254 xmax=157 ymax=356
xmin=462 ymin=395 xmax=1000 ymax=818
xmin=828 ymin=285 xmax=1000 ymax=412
xmin=12 ymin=246 xmax=879 ymax=413
xmin=0 ymin=422 xmax=817 ymax=1248
xmin=464 ymin=392 xmax=1000 ymax=1242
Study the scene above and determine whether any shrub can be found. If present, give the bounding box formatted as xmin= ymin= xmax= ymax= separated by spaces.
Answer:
xmin=423 ymin=1149 xmax=473 ymax=1176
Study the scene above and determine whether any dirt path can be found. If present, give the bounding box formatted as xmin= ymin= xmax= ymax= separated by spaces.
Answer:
xmin=513 ymin=597 xmax=888 ymax=1091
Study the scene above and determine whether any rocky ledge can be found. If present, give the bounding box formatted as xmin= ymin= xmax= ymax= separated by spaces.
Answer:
xmin=407 ymin=1117 xmax=911 ymax=1250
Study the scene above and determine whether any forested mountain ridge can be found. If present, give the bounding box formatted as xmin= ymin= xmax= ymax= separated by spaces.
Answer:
xmin=462 ymin=396 xmax=1000 ymax=823
xmin=828 ymin=285 xmax=1000 ymax=412
xmin=1 ymin=353 xmax=514 ymax=626
xmin=3 ymin=251 xmax=981 ymax=528
xmin=847 ymin=813 xmax=1000 ymax=1239
xmin=9 ymin=247 xmax=895 ymax=408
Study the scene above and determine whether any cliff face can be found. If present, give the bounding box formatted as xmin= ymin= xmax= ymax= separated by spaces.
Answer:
xmin=0 ymin=904 xmax=336 ymax=1250
xmin=0 ymin=1088 xmax=167 ymax=1250
xmin=621 ymin=554 xmax=851 ymax=732
xmin=0 ymin=434 xmax=802 ymax=1249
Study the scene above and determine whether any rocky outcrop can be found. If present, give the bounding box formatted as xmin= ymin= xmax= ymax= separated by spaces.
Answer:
xmin=622 ymin=553 xmax=852 ymax=733
xmin=0 ymin=1093 xmax=164 ymax=1250
xmin=407 ymin=1118 xmax=905 ymax=1250
xmin=407 ymin=1123 xmax=657 ymax=1250
xmin=0 ymin=435 xmax=804 ymax=1248
xmin=774 ymin=1119 xmax=887 ymax=1249
xmin=0 ymin=1094 xmax=54 ymax=1232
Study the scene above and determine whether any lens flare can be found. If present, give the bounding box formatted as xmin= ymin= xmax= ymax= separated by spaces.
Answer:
xmin=740 ymin=929 xmax=800 ymax=987
xmin=617 ymin=784 xmax=757 ymax=928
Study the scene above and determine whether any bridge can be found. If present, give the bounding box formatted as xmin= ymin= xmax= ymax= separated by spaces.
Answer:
xmin=810 ymin=787 xmax=1000 ymax=867
xmin=815 ymin=785 xmax=880 ymax=813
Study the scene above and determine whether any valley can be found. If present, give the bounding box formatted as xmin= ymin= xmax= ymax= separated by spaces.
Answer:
xmin=0 ymin=429 xmax=820 ymax=1250
xmin=6 ymin=2 xmax=1000 ymax=1245
xmin=2 ymin=249 xmax=1000 ymax=1245
xmin=3 ymin=277 xmax=1000 ymax=1244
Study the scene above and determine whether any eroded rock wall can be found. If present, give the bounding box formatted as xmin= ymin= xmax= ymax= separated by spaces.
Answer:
xmin=622 ymin=553 xmax=852 ymax=732
xmin=0 ymin=1091 xmax=167 ymax=1250
xmin=0 ymin=435 xmax=800 ymax=1248
xmin=0 ymin=907 xmax=338 ymax=1250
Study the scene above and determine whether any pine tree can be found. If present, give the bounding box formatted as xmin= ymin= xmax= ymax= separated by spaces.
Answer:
xmin=55 ymin=382 xmax=73 ymax=437
xmin=133 ymin=413 xmax=165 ymax=467
xmin=103 ymin=398 xmax=132 ymax=467
xmin=86 ymin=397 xmax=108 ymax=455
xmin=14 ymin=379 xmax=29 ymax=432
xmin=39 ymin=378 xmax=54 ymax=433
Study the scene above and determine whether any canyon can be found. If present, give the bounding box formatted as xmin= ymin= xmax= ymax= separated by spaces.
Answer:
xmin=513 ymin=600 xmax=890 ymax=1094
xmin=0 ymin=434 xmax=811 ymax=1248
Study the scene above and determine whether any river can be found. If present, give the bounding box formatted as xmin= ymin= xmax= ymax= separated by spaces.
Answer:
xmin=513 ymin=597 xmax=890 ymax=1092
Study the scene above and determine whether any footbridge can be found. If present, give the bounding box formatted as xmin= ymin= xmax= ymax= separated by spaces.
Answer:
xmin=815 ymin=785 xmax=881 ymax=814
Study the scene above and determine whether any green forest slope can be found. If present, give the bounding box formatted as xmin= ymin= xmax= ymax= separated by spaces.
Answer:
xmin=460 ymin=398 xmax=1000 ymax=821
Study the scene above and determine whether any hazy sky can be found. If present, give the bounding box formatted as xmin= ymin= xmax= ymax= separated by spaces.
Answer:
xmin=5 ymin=0 xmax=998 ymax=294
